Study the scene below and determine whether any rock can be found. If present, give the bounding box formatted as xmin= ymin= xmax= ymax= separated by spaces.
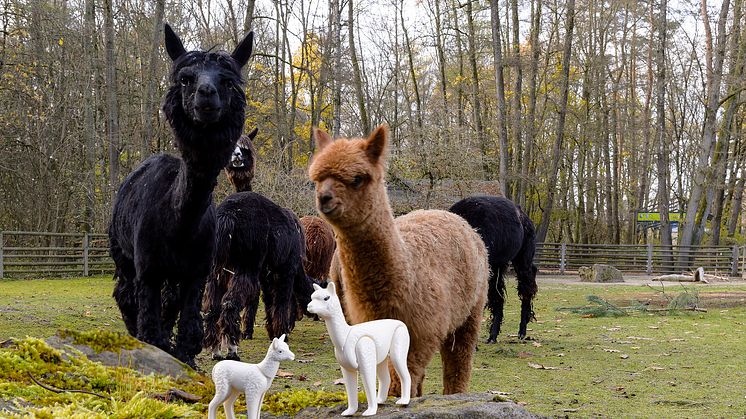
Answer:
xmin=264 ymin=393 xmax=539 ymax=418
xmin=578 ymin=264 xmax=624 ymax=283
xmin=45 ymin=334 xmax=192 ymax=380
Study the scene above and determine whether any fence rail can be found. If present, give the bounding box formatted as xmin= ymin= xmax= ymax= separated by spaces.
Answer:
xmin=0 ymin=231 xmax=744 ymax=278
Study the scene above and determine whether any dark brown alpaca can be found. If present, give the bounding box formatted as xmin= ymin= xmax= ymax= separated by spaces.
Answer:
xmin=299 ymin=215 xmax=336 ymax=281
xmin=308 ymin=125 xmax=489 ymax=396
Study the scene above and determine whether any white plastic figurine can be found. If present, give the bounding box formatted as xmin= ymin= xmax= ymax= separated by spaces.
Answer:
xmin=307 ymin=282 xmax=411 ymax=416
xmin=208 ymin=334 xmax=295 ymax=419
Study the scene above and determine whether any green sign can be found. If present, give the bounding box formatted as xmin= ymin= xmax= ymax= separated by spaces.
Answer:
xmin=636 ymin=212 xmax=685 ymax=222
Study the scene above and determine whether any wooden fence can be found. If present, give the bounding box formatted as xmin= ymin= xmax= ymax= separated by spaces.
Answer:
xmin=0 ymin=231 xmax=744 ymax=278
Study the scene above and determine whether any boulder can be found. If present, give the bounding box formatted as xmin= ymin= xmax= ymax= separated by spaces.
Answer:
xmin=45 ymin=334 xmax=192 ymax=380
xmin=578 ymin=264 xmax=624 ymax=283
xmin=266 ymin=393 xmax=539 ymax=418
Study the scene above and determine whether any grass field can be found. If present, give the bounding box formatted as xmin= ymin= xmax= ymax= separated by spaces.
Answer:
xmin=1 ymin=275 xmax=745 ymax=417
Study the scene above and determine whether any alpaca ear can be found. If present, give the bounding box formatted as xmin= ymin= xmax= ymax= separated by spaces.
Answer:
xmin=327 ymin=281 xmax=336 ymax=295
xmin=364 ymin=125 xmax=389 ymax=164
xmin=164 ymin=23 xmax=187 ymax=61
xmin=247 ymin=127 xmax=258 ymax=141
xmin=279 ymin=334 xmax=286 ymax=342
xmin=232 ymin=31 xmax=254 ymax=68
xmin=314 ymin=128 xmax=333 ymax=152
xmin=313 ymin=283 xmax=322 ymax=292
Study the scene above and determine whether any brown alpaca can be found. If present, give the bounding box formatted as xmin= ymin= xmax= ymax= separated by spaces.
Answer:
xmin=299 ymin=215 xmax=336 ymax=280
xmin=308 ymin=125 xmax=489 ymax=396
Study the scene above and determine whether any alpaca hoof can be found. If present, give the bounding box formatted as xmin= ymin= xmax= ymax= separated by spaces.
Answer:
xmin=183 ymin=358 xmax=198 ymax=369
xmin=241 ymin=331 xmax=253 ymax=340
xmin=396 ymin=397 xmax=410 ymax=405
xmin=362 ymin=407 xmax=377 ymax=416
xmin=212 ymin=353 xmax=225 ymax=361
xmin=485 ymin=337 xmax=497 ymax=344
xmin=341 ymin=407 xmax=357 ymax=416
xmin=225 ymin=352 xmax=240 ymax=361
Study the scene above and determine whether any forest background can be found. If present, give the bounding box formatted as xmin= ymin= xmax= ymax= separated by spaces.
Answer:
xmin=1 ymin=0 xmax=743 ymax=250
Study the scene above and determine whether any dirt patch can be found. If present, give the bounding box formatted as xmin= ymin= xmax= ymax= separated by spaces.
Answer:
xmin=609 ymin=291 xmax=746 ymax=309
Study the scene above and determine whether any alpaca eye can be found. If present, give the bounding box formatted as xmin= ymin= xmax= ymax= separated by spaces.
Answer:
xmin=179 ymin=76 xmax=193 ymax=86
xmin=323 ymin=296 xmax=330 ymax=301
xmin=351 ymin=176 xmax=363 ymax=188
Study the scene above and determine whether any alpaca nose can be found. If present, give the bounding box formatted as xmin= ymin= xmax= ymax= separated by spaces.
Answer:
xmin=197 ymin=82 xmax=217 ymax=97
xmin=319 ymin=192 xmax=333 ymax=205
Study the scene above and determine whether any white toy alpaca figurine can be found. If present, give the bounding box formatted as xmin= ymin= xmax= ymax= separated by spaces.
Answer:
xmin=307 ymin=282 xmax=411 ymax=416
xmin=208 ymin=334 xmax=295 ymax=419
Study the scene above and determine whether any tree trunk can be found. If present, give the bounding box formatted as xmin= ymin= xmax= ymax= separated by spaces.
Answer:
xmin=537 ymin=0 xmax=575 ymax=243
xmin=679 ymin=0 xmax=731 ymax=264
xmin=656 ymin=0 xmax=673 ymax=271
xmin=510 ymin=0 xmax=523 ymax=199
xmin=103 ymin=0 xmax=120 ymax=203
xmin=520 ymin=0 xmax=542 ymax=208
xmin=243 ymin=0 xmax=256 ymax=33
xmin=401 ymin=3 xmax=423 ymax=131
xmin=141 ymin=0 xmax=165 ymax=157
xmin=489 ymin=0 xmax=510 ymax=196
xmin=348 ymin=0 xmax=370 ymax=135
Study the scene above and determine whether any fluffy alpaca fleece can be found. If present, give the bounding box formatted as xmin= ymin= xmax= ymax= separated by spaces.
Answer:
xmin=307 ymin=125 xmax=489 ymax=396
xmin=450 ymin=195 xmax=538 ymax=342
xmin=299 ymin=215 xmax=336 ymax=281
xmin=108 ymin=24 xmax=253 ymax=367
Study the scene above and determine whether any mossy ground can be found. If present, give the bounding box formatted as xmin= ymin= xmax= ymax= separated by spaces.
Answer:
xmin=1 ymin=276 xmax=745 ymax=417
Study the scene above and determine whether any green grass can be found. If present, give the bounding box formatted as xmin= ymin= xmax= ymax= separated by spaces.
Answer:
xmin=1 ymin=276 xmax=746 ymax=417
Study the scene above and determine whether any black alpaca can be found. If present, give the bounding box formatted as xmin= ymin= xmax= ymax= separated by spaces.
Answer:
xmin=449 ymin=195 xmax=538 ymax=342
xmin=203 ymin=194 xmax=315 ymax=361
xmin=203 ymin=134 xmax=315 ymax=361
xmin=108 ymin=24 xmax=253 ymax=366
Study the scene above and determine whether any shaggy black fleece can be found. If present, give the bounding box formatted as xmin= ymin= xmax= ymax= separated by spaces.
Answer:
xmin=450 ymin=195 xmax=538 ymax=342
xmin=108 ymin=24 xmax=253 ymax=367
xmin=202 ymin=192 xmax=317 ymax=360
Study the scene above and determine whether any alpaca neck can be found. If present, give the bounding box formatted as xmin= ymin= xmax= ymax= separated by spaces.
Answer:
xmin=334 ymin=188 xmax=408 ymax=297
xmin=322 ymin=306 xmax=352 ymax=350
xmin=257 ymin=350 xmax=280 ymax=381
xmin=172 ymin=159 xmax=219 ymax=224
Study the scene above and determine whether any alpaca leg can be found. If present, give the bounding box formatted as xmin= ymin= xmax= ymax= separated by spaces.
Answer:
xmin=376 ymin=360 xmax=390 ymax=404
xmin=440 ymin=308 xmax=482 ymax=394
xmin=390 ymin=326 xmax=411 ymax=405
xmin=160 ymin=279 xmax=179 ymax=346
xmin=134 ymin=271 xmax=169 ymax=351
xmin=340 ymin=367 xmax=359 ymax=416
xmin=240 ymin=278 xmax=261 ymax=340
xmin=486 ymin=266 xmax=507 ymax=344
xmin=516 ymin=264 xmax=538 ymax=339
xmin=207 ymin=381 xmax=231 ymax=419
xmin=355 ymin=337 xmax=378 ymax=416
xmin=223 ymin=389 xmax=240 ymax=419
xmin=263 ymin=270 xmax=295 ymax=338
xmin=172 ymin=275 xmax=206 ymax=367
xmin=204 ymin=274 xmax=228 ymax=358
xmin=245 ymin=391 xmax=263 ymax=419
xmin=113 ymin=275 xmax=138 ymax=337
xmin=219 ymin=270 xmax=258 ymax=360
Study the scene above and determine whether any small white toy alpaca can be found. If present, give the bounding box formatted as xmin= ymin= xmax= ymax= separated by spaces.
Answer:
xmin=208 ymin=334 xmax=295 ymax=419
xmin=307 ymin=282 xmax=411 ymax=416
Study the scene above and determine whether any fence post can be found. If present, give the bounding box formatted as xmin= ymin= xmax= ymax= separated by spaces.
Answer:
xmin=83 ymin=233 xmax=89 ymax=277
xmin=0 ymin=232 xmax=4 ymax=279
xmin=560 ymin=243 xmax=567 ymax=274
xmin=731 ymin=245 xmax=738 ymax=277
xmin=647 ymin=243 xmax=653 ymax=274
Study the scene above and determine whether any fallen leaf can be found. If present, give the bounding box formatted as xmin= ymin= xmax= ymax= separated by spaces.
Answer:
xmin=301 ymin=352 xmax=316 ymax=357
xmin=532 ymin=341 xmax=542 ymax=347
xmin=648 ymin=366 xmax=664 ymax=371
xmin=297 ymin=359 xmax=314 ymax=364
xmin=334 ymin=378 xmax=345 ymax=385
xmin=517 ymin=352 xmax=533 ymax=359
xmin=489 ymin=390 xmax=513 ymax=395
xmin=276 ymin=370 xmax=294 ymax=378
xmin=669 ymin=338 xmax=685 ymax=342
xmin=604 ymin=348 xmax=620 ymax=353
xmin=528 ymin=362 xmax=558 ymax=370
xmin=556 ymin=353 xmax=565 ymax=357
xmin=298 ymin=375 xmax=308 ymax=381
xmin=313 ymin=381 xmax=322 ymax=386
xmin=648 ymin=326 xmax=659 ymax=329
xmin=620 ymin=354 xmax=629 ymax=359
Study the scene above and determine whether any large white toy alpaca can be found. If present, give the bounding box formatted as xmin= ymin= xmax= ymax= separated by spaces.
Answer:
xmin=307 ymin=282 xmax=411 ymax=416
xmin=208 ymin=334 xmax=295 ymax=419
